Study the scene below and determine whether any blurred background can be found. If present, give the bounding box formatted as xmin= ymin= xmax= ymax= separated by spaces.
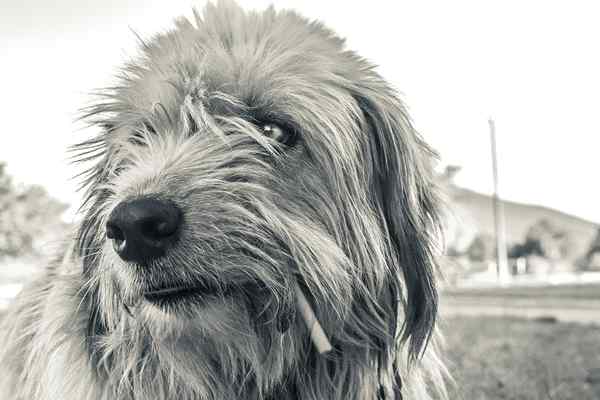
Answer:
xmin=1 ymin=1 xmax=599 ymax=398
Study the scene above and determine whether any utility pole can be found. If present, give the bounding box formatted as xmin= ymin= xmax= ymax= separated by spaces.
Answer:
xmin=489 ymin=118 xmax=510 ymax=284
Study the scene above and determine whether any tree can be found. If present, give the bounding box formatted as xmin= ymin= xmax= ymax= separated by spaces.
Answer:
xmin=583 ymin=227 xmax=600 ymax=267
xmin=514 ymin=219 xmax=574 ymax=261
xmin=0 ymin=162 xmax=70 ymax=259
xmin=466 ymin=233 xmax=496 ymax=262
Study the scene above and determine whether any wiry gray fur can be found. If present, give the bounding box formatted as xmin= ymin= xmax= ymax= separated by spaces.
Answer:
xmin=0 ymin=1 xmax=449 ymax=399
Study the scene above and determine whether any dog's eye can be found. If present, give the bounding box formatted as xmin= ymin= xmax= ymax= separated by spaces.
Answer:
xmin=261 ymin=124 xmax=285 ymax=141
xmin=261 ymin=123 xmax=297 ymax=146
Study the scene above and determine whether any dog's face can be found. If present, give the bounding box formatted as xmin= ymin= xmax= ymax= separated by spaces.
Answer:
xmin=75 ymin=2 xmax=442 ymax=398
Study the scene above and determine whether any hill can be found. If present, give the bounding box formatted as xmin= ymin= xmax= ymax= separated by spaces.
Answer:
xmin=447 ymin=184 xmax=598 ymax=261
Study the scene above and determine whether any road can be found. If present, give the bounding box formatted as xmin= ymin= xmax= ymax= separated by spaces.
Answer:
xmin=442 ymin=291 xmax=600 ymax=324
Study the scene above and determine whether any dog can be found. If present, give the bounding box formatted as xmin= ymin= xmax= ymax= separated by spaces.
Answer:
xmin=0 ymin=2 xmax=448 ymax=399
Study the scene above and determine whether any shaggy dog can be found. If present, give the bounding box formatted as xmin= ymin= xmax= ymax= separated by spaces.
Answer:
xmin=0 ymin=2 xmax=448 ymax=399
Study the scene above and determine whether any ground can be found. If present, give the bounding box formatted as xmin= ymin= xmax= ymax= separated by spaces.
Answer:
xmin=443 ymin=316 xmax=600 ymax=400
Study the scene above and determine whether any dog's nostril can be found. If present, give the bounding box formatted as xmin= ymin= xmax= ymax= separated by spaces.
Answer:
xmin=106 ymin=197 xmax=182 ymax=264
xmin=106 ymin=222 xmax=125 ymax=241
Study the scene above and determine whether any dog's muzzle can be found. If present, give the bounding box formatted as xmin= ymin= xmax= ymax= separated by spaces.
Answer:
xmin=106 ymin=197 xmax=181 ymax=264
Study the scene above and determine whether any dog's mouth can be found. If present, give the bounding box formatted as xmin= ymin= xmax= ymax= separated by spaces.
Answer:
xmin=144 ymin=286 xmax=203 ymax=302
xmin=143 ymin=281 xmax=225 ymax=307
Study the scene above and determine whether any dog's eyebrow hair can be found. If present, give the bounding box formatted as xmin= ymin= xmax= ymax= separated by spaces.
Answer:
xmin=205 ymin=94 xmax=297 ymax=134
xmin=205 ymin=91 xmax=248 ymax=114
xmin=140 ymin=121 xmax=157 ymax=134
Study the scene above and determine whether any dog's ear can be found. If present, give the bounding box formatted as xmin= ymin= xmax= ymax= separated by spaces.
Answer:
xmin=352 ymin=78 xmax=442 ymax=359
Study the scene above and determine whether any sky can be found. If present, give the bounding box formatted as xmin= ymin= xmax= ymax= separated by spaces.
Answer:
xmin=1 ymin=0 xmax=598 ymax=223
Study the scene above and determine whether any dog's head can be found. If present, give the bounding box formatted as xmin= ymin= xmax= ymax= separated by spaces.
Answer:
xmin=75 ymin=2 xmax=444 ymax=399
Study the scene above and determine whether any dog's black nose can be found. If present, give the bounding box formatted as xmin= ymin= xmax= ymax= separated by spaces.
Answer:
xmin=106 ymin=198 xmax=181 ymax=264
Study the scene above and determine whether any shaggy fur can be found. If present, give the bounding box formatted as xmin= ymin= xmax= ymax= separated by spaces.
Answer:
xmin=0 ymin=2 xmax=449 ymax=399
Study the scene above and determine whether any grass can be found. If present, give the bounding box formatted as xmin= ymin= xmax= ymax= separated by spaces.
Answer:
xmin=443 ymin=316 xmax=600 ymax=400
